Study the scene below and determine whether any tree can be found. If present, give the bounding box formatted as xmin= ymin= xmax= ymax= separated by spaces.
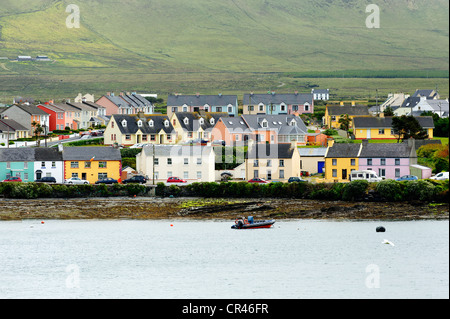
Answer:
xmin=31 ymin=121 xmax=44 ymax=147
xmin=384 ymin=106 xmax=394 ymax=117
xmin=338 ymin=114 xmax=351 ymax=138
xmin=391 ymin=115 xmax=428 ymax=143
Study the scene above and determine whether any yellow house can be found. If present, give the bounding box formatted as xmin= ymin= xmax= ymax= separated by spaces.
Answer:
xmin=104 ymin=114 xmax=177 ymax=146
xmin=323 ymin=103 xmax=371 ymax=129
xmin=62 ymin=146 xmax=122 ymax=184
xmin=353 ymin=116 xmax=435 ymax=140
xmin=324 ymin=141 xmax=362 ymax=182
xmin=245 ymin=142 xmax=301 ymax=182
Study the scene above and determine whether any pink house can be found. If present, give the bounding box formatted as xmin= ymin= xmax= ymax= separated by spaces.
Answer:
xmin=358 ymin=140 xmax=417 ymax=179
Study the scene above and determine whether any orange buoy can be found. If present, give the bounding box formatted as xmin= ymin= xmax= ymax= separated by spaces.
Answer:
xmin=41 ymin=221 xmax=45 ymax=224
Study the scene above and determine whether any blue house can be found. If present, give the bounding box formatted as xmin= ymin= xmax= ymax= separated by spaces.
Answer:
xmin=0 ymin=148 xmax=35 ymax=182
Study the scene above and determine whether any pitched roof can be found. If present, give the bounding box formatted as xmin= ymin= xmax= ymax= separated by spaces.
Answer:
xmin=174 ymin=112 xmax=229 ymax=132
xmin=111 ymin=114 xmax=175 ymax=134
xmin=353 ymin=116 xmax=435 ymax=128
xmin=243 ymin=93 xmax=313 ymax=105
xmin=62 ymin=147 xmax=121 ymax=161
xmin=0 ymin=119 xmax=28 ymax=132
xmin=359 ymin=142 xmax=413 ymax=158
xmin=0 ymin=147 xmax=62 ymax=162
xmin=141 ymin=144 xmax=213 ymax=157
xmin=247 ymin=143 xmax=296 ymax=159
xmin=298 ymin=147 xmax=327 ymax=157
xmin=327 ymin=105 xmax=370 ymax=116
xmin=167 ymin=94 xmax=237 ymax=107
xmin=325 ymin=143 xmax=361 ymax=158
xmin=11 ymin=104 xmax=49 ymax=116
xmin=242 ymin=114 xmax=308 ymax=133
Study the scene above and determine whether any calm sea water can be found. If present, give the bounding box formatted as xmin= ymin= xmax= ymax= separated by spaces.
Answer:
xmin=0 ymin=219 xmax=448 ymax=299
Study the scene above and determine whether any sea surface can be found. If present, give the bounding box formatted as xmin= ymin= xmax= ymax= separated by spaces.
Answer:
xmin=0 ymin=219 xmax=448 ymax=299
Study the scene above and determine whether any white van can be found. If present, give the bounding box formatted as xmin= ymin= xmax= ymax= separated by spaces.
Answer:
xmin=349 ymin=170 xmax=383 ymax=182
xmin=430 ymin=172 xmax=449 ymax=181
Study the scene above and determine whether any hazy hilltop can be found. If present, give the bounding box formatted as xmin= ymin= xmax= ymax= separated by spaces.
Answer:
xmin=0 ymin=0 xmax=448 ymax=73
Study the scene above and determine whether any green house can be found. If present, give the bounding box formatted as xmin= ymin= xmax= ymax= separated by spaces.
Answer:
xmin=0 ymin=148 xmax=36 ymax=182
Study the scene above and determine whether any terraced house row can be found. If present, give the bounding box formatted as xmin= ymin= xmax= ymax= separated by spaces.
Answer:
xmin=0 ymin=146 xmax=121 ymax=184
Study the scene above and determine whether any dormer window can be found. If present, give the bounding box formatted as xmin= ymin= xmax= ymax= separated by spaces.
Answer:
xmin=148 ymin=120 xmax=154 ymax=127
xmin=164 ymin=120 xmax=170 ymax=127
xmin=122 ymin=119 xmax=127 ymax=127
xmin=199 ymin=118 xmax=204 ymax=125
xmin=137 ymin=120 xmax=143 ymax=127
xmin=210 ymin=118 xmax=215 ymax=125
xmin=261 ymin=119 xmax=268 ymax=128
xmin=183 ymin=117 xmax=189 ymax=125
xmin=289 ymin=119 xmax=297 ymax=126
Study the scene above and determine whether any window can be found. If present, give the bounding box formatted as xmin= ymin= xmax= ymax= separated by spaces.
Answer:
xmin=253 ymin=160 xmax=259 ymax=167
xmin=293 ymin=105 xmax=299 ymax=111
xmin=151 ymin=135 xmax=156 ymax=141
xmin=216 ymin=107 xmax=222 ymax=112
xmin=41 ymin=161 xmax=46 ymax=168
xmin=351 ymin=159 xmax=356 ymax=166
xmin=379 ymin=129 xmax=385 ymax=135
xmin=167 ymin=171 xmax=172 ymax=178
xmin=71 ymin=161 xmax=79 ymax=168
xmin=197 ymin=171 xmax=202 ymax=179
xmin=267 ymin=160 xmax=272 ymax=167
xmin=24 ymin=162 xmax=28 ymax=169
xmin=228 ymin=106 xmax=233 ymax=113
xmin=98 ymin=173 xmax=108 ymax=180
xmin=279 ymin=160 xmax=285 ymax=167
xmin=52 ymin=162 xmax=56 ymax=168
xmin=248 ymin=105 xmax=254 ymax=111
xmin=137 ymin=120 xmax=143 ymax=127
xmin=332 ymin=169 xmax=337 ymax=178
xmin=259 ymin=104 xmax=264 ymax=112
xmin=184 ymin=158 xmax=189 ymax=165
xmin=197 ymin=158 xmax=202 ymax=165
xmin=122 ymin=120 xmax=127 ymax=127
xmin=304 ymin=103 xmax=310 ymax=111
xmin=184 ymin=171 xmax=189 ymax=179
xmin=379 ymin=169 xmax=386 ymax=177
xmin=395 ymin=169 xmax=401 ymax=178
xmin=85 ymin=161 xmax=91 ymax=168
xmin=367 ymin=159 xmax=372 ymax=165
xmin=72 ymin=173 xmax=79 ymax=178
xmin=98 ymin=161 xmax=107 ymax=168
xmin=142 ymin=135 xmax=148 ymax=141
xmin=167 ymin=134 xmax=171 ymax=140
xmin=380 ymin=158 xmax=386 ymax=166
xmin=267 ymin=170 xmax=272 ymax=180
xmin=154 ymin=158 xmax=159 ymax=165
xmin=332 ymin=159 xmax=337 ymax=166
xmin=235 ymin=135 xmax=240 ymax=141
xmin=261 ymin=120 xmax=268 ymax=128
xmin=24 ymin=173 xmax=28 ymax=181
xmin=395 ymin=158 xmax=400 ymax=165
xmin=279 ymin=170 xmax=285 ymax=179
xmin=167 ymin=158 xmax=172 ymax=165
xmin=254 ymin=170 xmax=259 ymax=178
xmin=149 ymin=120 xmax=154 ymax=127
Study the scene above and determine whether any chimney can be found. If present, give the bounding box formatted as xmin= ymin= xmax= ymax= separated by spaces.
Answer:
xmin=294 ymin=91 xmax=298 ymax=95
xmin=107 ymin=92 xmax=111 ymax=96
xmin=362 ymin=139 xmax=369 ymax=147
xmin=196 ymin=92 xmax=200 ymax=97
xmin=340 ymin=101 xmax=344 ymax=106
xmin=327 ymin=138 xmax=334 ymax=147
xmin=351 ymin=101 xmax=356 ymax=106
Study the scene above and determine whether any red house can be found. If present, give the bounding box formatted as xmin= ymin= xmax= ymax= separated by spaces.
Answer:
xmin=37 ymin=103 xmax=66 ymax=132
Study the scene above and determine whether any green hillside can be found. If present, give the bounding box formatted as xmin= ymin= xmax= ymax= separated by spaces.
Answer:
xmin=0 ymin=0 xmax=448 ymax=101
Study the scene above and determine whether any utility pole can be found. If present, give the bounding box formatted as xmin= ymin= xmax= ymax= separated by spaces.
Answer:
xmin=152 ymin=143 xmax=155 ymax=185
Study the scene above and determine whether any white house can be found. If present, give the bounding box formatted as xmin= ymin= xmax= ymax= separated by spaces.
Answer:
xmin=33 ymin=148 xmax=64 ymax=183
xmin=312 ymin=89 xmax=330 ymax=101
xmin=136 ymin=145 xmax=216 ymax=183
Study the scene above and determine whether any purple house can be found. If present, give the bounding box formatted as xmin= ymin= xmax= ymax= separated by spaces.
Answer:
xmin=358 ymin=140 xmax=417 ymax=179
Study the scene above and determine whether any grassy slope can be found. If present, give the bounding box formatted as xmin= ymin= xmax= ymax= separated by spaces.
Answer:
xmin=0 ymin=0 xmax=448 ymax=102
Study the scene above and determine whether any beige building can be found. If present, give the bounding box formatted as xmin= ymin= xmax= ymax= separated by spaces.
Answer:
xmin=104 ymin=114 xmax=177 ymax=146
xmin=170 ymin=112 xmax=228 ymax=144
xmin=298 ymin=147 xmax=327 ymax=175
xmin=136 ymin=145 xmax=216 ymax=183
xmin=245 ymin=143 xmax=301 ymax=182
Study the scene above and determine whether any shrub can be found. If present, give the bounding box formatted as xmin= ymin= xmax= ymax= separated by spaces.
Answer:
xmin=342 ymin=180 xmax=369 ymax=201
xmin=375 ymin=180 xmax=403 ymax=201
xmin=404 ymin=180 xmax=436 ymax=202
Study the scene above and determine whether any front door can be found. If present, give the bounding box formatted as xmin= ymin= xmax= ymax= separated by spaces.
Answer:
xmin=82 ymin=173 xmax=87 ymax=180
xmin=342 ymin=169 xmax=347 ymax=180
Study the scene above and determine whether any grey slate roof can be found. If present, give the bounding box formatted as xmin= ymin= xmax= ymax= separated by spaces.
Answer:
xmin=111 ymin=114 xmax=175 ymax=134
xmin=327 ymin=105 xmax=370 ymax=116
xmin=412 ymin=89 xmax=439 ymax=99
xmin=247 ymin=143 xmax=296 ymax=159
xmin=62 ymin=147 xmax=121 ymax=161
xmin=167 ymin=94 xmax=237 ymax=107
xmin=0 ymin=119 xmax=28 ymax=132
xmin=11 ymin=104 xmax=49 ymax=116
xmin=0 ymin=147 xmax=62 ymax=162
xmin=243 ymin=93 xmax=313 ymax=105
xmin=400 ymin=97 xmax=421 ymax=109
xmin=175 ymin=112 xmax=229 ymax=132
xmin=359 ymin=142 xmax=413 ymax=158
xmin=242 ymin=114 xmax=308 ymax=133
xmin=353 ymin=116 xmax=435 ymax=128
xmin=325 ymin=143 xmax=361 ymax=158
xmin=298 ymin=147 xmax=327 ymax=157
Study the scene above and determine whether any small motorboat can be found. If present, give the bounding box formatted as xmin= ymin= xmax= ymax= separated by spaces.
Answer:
xmin=231 ymin=216 xmax=275 ymax=229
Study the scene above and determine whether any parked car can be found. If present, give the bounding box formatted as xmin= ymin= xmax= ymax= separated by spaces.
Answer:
xmin=35 ymin=176 xmax=57 ymax=183
xmin=167 ymin=177 xmax=187 ymax=183
xmin=2 ymin=176 xmax=22 ymax=182
xmin=288 ymin=177 xmax=307 ymax=183
xmin=430 ymin=172 xmax=449 ymax=181
xmin=248 ymin=178 xmax=268 ymax=183
xmin=64 ymin=177 xmax=89 ymax=184
xmin=349 ymin=170 xmax=383 ymax=182
xmin=122 ymin=175 xmax=148 ymax=184
xmin=396 ymin=175 xmax=418 ymax=181
xmin=95 ymin=177 xmax=118 ymax=184
xmin=129 ymin=143 xmax=144 ymax=149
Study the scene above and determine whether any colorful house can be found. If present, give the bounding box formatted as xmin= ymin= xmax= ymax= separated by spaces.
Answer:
xmin=166 ymin=94 xmax=238 ymax=118
xmin=96 ymin=92 xmax=153 ymax=116
xmin=37 ymin=103 xmax=65 ymax=131
xmin=243 ymin=92 xmax=314 ymax=116
xmin=324 ymin=141 xmax=361 ymax=182
xmin=323 ymin=103 xmax=370 ymax=129
xmin=62 ymin=146 xmax=122 ymax=184
xmin=1 ymin=104 xmax=50 ymax=135
xmin=104 ymin=114 xmax=176 ymax=146
xmin=170 ymin=112 xmax=228 ymax=143
xmin=352 ymin=116 xmax=434 ymax=140
xmin=0 ymin=148 xmax=35 ymax=182
xmin=358 ymin=140 xmax=417 ymax=179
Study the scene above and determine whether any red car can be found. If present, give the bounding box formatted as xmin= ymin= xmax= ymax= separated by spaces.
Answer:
xmin=248 ymin=178 xmax=268 ymax=183
xmin=2 ymin=176 xmax=22 ymax=182
xmin=167 ymin=177 xmax=187 ymax=183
